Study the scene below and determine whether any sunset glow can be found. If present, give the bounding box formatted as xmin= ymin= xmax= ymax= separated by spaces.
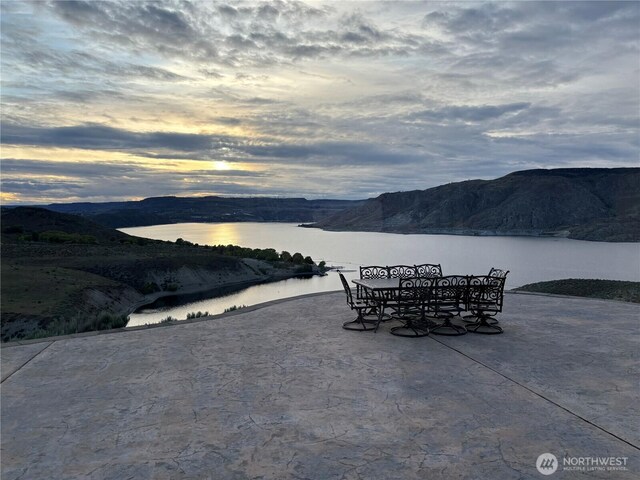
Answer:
xmin=1 ymin=1 xmax=638 ymax=204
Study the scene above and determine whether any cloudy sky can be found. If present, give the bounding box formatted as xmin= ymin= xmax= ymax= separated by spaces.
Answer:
xmin=1 ymin=0 xmax=638 ymax=204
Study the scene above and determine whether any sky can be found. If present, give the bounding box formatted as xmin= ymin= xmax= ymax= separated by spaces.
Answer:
xmin=1 ymin=0 xmax=639 ymax=204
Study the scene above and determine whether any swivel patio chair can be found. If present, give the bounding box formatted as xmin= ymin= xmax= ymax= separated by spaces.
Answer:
xmin=339 ymin=272 xmax=378 ymax=331
xmin=386 ymin=266 xmax=420 ymax=317
xmin=463 ymin=268 xmax=509 ymax=325
xmin=466 ymin=275 xmax=507 ymax=334
xmin=414 ymin=263 xmax=443 ymax=278
xmin=427 ymin=275 xmax=468 ymax=336
xmin=389 ymin=277 xmax=433 ymax=337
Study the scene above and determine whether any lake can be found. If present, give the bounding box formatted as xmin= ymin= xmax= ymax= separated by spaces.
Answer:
xmin=121 ymin=222 xmax=639 ymax=326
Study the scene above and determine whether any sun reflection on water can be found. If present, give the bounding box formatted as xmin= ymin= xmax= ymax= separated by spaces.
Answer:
xmin=206 ymin=222 xmax=240 ymax=246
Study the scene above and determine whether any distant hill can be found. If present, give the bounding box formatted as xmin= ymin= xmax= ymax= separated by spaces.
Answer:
xmin=1 ymin=206 xmax=132 ymax=243
xmin=313 ymin=168 xmax=640 ymax=242
xmin=35 ymin=196 xmax=363 ymax=228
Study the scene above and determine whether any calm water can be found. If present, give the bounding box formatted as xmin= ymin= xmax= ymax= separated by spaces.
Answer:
xmin=121 ymin=222 xmax=639 ymax=326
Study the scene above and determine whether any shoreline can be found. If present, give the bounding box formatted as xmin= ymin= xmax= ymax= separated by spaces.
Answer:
xmin=125 ymin=270 xmax=318 ymax=320
xmin=304 ymin=224 xmax=639 ymax=243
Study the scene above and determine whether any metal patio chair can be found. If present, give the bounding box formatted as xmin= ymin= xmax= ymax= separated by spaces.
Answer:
xmin=427 ymin=275 xmax=468 ymax=336
xmin=339 ymin=272 xmax=378 ymax=331
xmin=463 ymin=268 xmax=509 ymax=325
xmin=389 ymin=277 xmax=433 ymax=337
xmin=357 ymin=265 xmax=390 ymax=300
xmin=466 ymin=275 xmax=507 ymax=334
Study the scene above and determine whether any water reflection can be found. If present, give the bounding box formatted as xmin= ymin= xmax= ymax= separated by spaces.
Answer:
xmin=204 ymin=222 xmax=241 ymax=246
xmin=127 ymin=273 xmax=346 ymax=327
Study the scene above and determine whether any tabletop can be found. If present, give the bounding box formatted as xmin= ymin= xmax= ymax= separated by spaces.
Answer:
xmin=352 ymin=278 xmax=401 ymax=290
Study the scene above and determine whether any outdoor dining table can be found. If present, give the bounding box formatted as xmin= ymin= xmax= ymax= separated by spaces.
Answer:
xmin=352 ymin=278 xmax=416 ymax=333
xmin=352 ymin=278 xmax=401 ymax=293
xmin=351 ymin=274 xmax=507 ymax=335
xmin=352 ymin=275 xmax=472 ymax=334
xmin=351 ymin=278 xmax=407 ymax=309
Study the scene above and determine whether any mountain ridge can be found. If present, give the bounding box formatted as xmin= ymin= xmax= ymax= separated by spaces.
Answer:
xmin=30 ymin=196 xmax=363 ymax=228
xmin=313 ymin=168 xmax=640 ymax=242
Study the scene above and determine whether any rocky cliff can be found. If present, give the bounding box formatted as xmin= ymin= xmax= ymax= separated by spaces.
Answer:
xmin=313 ymin=168 xmax=640 ymax=242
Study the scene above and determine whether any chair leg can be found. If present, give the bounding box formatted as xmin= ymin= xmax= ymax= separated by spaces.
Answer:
xmin=390 ymin=317 xmax=429 ymax=337
xmin=462 ymin=314 xmax=498 ymax=325
xmin=466 ymin=313 xmax=503 ymax=335
xmin=343 ymin=309 xmax=376 ymax=331
xmin=429 ymin=312 xmax=467 ymax=336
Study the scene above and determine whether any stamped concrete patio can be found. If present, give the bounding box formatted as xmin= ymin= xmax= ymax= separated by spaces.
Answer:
xmin=1 ymin=291 xmax=638 ymax=479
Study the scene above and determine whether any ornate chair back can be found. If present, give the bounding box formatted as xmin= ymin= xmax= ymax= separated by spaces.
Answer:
xmin=415 ymin=263 xmax=443 ymax=278
xmin=360 ymin=265 xmax=390 ymax=279
xmin=399 ymin=277 xmax=433 ymax=307
xmin=488 ymin=268 xmax=509 ymax=279
xmin=358 ymin=265 xmax=389 ymax=300
xmin=388 ymin=265 xmax=418 ymax=279
xmin=429 ymin=275 xmax=469 ymax=316
xmin=467 ymin=275 xmax=506 ymax=315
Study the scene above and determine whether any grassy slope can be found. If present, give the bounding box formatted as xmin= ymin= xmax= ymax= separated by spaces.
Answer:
xmin=2 ymin=265 xmax=120 ymax=316
xmin=1 ymin=208 xmax=317 ymax=341
xmin=1 ymin=239 xmax=310 ymax=340
xmin=514 ymin=279 xmax=640 ymax=303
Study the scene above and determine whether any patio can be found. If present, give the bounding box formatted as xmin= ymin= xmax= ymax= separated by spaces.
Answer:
xmin=1 ymin=291 xmax=638 ymax=479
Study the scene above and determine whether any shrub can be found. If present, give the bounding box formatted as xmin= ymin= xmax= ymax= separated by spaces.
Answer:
xmin=223 ymin=305 xmax=246 ymax=313
xmin=92 ymin=311 xmax=129 ymax=331
xmin=39 ymin=230 xmax=97 ymax=244
xmin=21 ymin=312 xmax=129 ymax=339
xmin=140 ymin=282 xmax=161 ymax=294
xmin=206 ymin=243 xmax=318 ymax=267
xmin=3 ymin=225 xmax=24 ymax=234
xmin=295 ymin=264 xmax=313 ymax=274
xmin=255 ymin=248 xmax=280 ymax=262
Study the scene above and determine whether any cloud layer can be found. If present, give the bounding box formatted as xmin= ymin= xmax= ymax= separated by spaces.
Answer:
xmin=1 ymin=0 xmax=638 ymax=203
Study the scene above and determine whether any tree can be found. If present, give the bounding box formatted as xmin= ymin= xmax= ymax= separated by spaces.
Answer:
xmin=291 ymin=252 xmax=304 ymax=264
xmin=280 ymin=251 xmax=292 ymax=262
xmin=256 ymin=248 xmax=279 ymax=261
